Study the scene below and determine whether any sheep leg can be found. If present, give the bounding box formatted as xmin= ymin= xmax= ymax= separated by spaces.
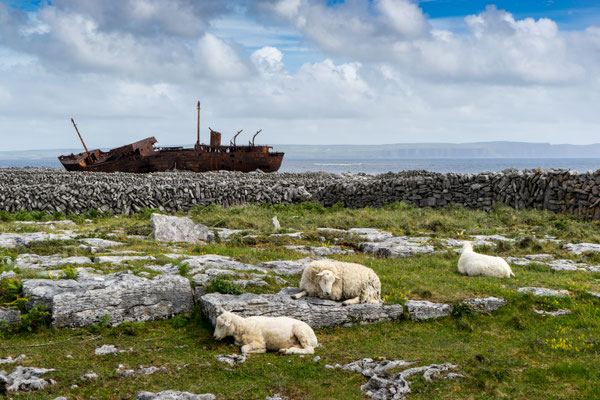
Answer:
xmin=280 ymin=346 xmax=315 ymax=355
xmin=342 ymin=296 xmax=360 ymax=305
xmin=241 ymin=342 xmax=266 ymax=354
xmin=292 ymin=290 xmax=308 ymax=300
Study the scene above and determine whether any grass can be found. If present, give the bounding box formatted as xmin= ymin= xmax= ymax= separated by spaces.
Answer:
xmin=1 ymin=202 xmax=599 ymax=399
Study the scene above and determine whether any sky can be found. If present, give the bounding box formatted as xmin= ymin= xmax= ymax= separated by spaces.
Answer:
xmin=0 ymin=0 xmax=599 ymax=150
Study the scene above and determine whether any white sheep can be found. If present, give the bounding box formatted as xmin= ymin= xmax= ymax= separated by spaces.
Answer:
xmin=292 ymin=260 xmax=382 ymax=305
xmin=458 ymin=241 xmax=515 ymax=278
xmin=213 ymin=310 xmax=318 ymax=355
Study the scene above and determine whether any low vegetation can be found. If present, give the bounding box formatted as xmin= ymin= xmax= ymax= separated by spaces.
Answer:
xmin=1 ymin=203 xmax=599 ymax=399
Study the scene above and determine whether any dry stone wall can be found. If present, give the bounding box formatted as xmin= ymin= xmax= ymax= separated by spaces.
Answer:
xmin=1 ymin=168 xmax=599 ymax=220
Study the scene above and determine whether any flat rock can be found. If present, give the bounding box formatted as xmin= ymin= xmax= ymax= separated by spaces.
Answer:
xmin=255 ymin=259 xmax=313 ymax=276
xmin=79 ymin=238 xmax=124 ymax=249
xmin=470 ymin=234 xmax=515 ymax=242
xmin=405 ymin=300 xmax=452 ymax=321
xmin=0 ymin=355 xmax=26 ymax=365
xmin=1 ymin=366 xmax=56 ymax=392
xmin=517 ymin=287 xmax=570 ymax=298
xmin=145 ymin=264 xmax=180 ymax=275
xmin=507 ymin=257 xmax=599 ymax=272
xmin=136 ymin=391 xmax=216 ymax=400
xmin=94 ymin=255 xmax=156 ymax=265
xmin=444 ymin=238 xmax=495 ymax=248
xmin=117 ymin=364 xmax=166 ymax=378
xmin=212 ymin=228 xmax=244 ymax=240
xmin=327 ymin=358 xmax=460 ymax=400
xmin=359 ymin=237 xmax=434 ymax=258
xmin=284 ymin=245 xmax=354 ymax=256
xmin=216 ymin=353 xmax=247 ymax=367
xmin=80 ymin=372 xmax=98 ymax=381
xmin=151 ymin=213 xmax=214 ymax=243
xmin=0 ymin=307 xmax=21 ymax=328
xmin=14 ymin=254 xmax=92 ymax=270
xmin=15 ymin=220 xmax=75 ymax=226
xmin=533 ymin=309 xmax=572 ymax=317
xmin=182 ymin=254 xmax=263 ymax=273
xmin=524 ymin=254 xmax=554 ymax=261
xmin=270 ymin=232 xmax=304 ymax=239
xmin=266 ymin=395 xmax=288 ymax=400
xmin=462 ymin=297 xmax=507 ymax=313
xmin=563 ymin=242 xmax=600 ymax=254
xmin=95 ymin=345 xmax=128 ymax=355
xmin=349 ymin=228 xmax=394 ymax=242
xmin=0 ymin=231 xmax=76 ymax=248
xmin=200 ymin=288 xmax=404 ymax=329
xmin=22 ymin=272 xmax=193 ymax=328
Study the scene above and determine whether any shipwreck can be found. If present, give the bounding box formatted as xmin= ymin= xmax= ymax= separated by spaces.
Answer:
xmin=58 ymin=102 xmax=284 ymax=173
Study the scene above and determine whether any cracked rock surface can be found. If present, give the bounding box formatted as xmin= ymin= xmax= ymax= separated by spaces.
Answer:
xmin=0 ymin=355 xmax=26 ymax=365
xmin=0 ymin=231 xmax=76 ymax=248
xmin=285 ymin=245 xmax=354 ymax=256
xmin=462 ymin=297 xmax=507 ymax=313
xmin=14 ymin=254 xmax=92 ymax=270
xmin=0 ymin=366 xmax=56 ymax=392
xmin=562 ymin=243 xmax=600 ymax=254
xmin=22 ymin=272 xmax=193 ymax=328
xmin=200 ymin=288 xmax=404 ymax=329
xmin=327 ymin=358 xmax=461 ymax=400
xmin=533 ymin=309 xmax=572 ymax=317
xmin=117 ymin=365 xmax=167 ymax=378
xmin=404 ymin=300 xmax=452 ymax=321
xmin=151 ymin=213 xmax=214 ymax=243
xmin=216 ymin=354 xmax=247 ymax=367
xmin=517 ymin=287 xmax=570 ymax=298
xmin=135 ymin=391 xmax=216 ymax=400
xmin=0 ymin=307 xmax=21 ymax=328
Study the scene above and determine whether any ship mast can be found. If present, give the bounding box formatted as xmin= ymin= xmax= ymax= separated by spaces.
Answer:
xmin=71 ymin=118 xmax=92 ymax=163
xmin=196 ymin=101 xmax=200 ymax=147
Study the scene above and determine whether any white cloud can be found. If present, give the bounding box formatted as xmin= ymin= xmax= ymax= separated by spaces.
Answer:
xmin=0 ymin=0 xmax=600 ymax=151
xmin=251 ymin=46 xmax=285 ymax=74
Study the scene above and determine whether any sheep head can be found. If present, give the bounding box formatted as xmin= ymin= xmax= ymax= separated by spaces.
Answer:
xmin=462 ymin=241 xmax=473 ymax=252
xmin=316 ymin=270 xmax=341 ymax=297
xmin=214 ymin=310 xmax=237 ymax=340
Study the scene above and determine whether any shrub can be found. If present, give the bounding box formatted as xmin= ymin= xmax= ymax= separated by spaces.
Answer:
xmin=62 ymin=266 xmax=79 ymax=280
xmin=204 ymin=277 xmax=243 ymax=295
xmin=18 ymin=305 xmax=51 ymax=333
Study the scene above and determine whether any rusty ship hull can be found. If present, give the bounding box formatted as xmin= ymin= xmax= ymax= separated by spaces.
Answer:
xmin=59 ymin=138 xmax=284 ymax=173
xmin=59 ymin=103 xmax=284 ymax=173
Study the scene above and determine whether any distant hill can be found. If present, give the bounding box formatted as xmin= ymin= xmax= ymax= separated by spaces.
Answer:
xmin=1 ymin=141 xmax=599 ymax=162
xmin=275 ymin=142 xmax=600 ymax=159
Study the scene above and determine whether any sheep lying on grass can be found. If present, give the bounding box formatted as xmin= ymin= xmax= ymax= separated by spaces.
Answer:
xmin=292 ymin=260 xmax=382 ymax=305
xmin=213 ymin=310 xmax=318 ymax=355
xmin=458 ymin=241 xmax=515 ymax=278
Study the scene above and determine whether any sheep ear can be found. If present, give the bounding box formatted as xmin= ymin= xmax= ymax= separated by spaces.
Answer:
xmin=217 ymin=306 xmax=226 ymax=314
xmin=334 ymin=275 xmax=341 ymax=281
xmin=316 ymin=271 xmax=326 ymax=277
xmin=222 ymin=318 xmax=232 ymax=327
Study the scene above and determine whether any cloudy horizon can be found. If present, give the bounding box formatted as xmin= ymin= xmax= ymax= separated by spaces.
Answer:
xmin=1 ymin=0 xmax=599 ymax=151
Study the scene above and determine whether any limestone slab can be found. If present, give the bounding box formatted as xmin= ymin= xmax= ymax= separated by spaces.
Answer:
xmin=405 ymin=300 xmax=452 ymax=321
xmin=517 ymin=287 xmax=570 ymax=298
xmin=22 ymin=273 xmax=193 ymax=328
xmin=151 ymin=213 xmax=214 ymax=243
xmin=200 ymin=288 xmax=404 ymax=329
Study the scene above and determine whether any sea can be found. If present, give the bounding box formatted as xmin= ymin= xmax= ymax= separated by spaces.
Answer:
xmin=1 ymin=157 xmax=599 ymax=174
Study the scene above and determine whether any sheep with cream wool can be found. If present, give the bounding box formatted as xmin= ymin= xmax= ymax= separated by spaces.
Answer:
xmin=292 ymin=260 xmax=381 ymax=305
xmin=458 ymin=241 xmax=515 ymax=278
xmin=213 ymin=310 xmax=318 ymax=355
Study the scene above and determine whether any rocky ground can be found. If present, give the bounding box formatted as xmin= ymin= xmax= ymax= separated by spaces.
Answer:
xmin=1 ymin=203 xmax=600 ymax=399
